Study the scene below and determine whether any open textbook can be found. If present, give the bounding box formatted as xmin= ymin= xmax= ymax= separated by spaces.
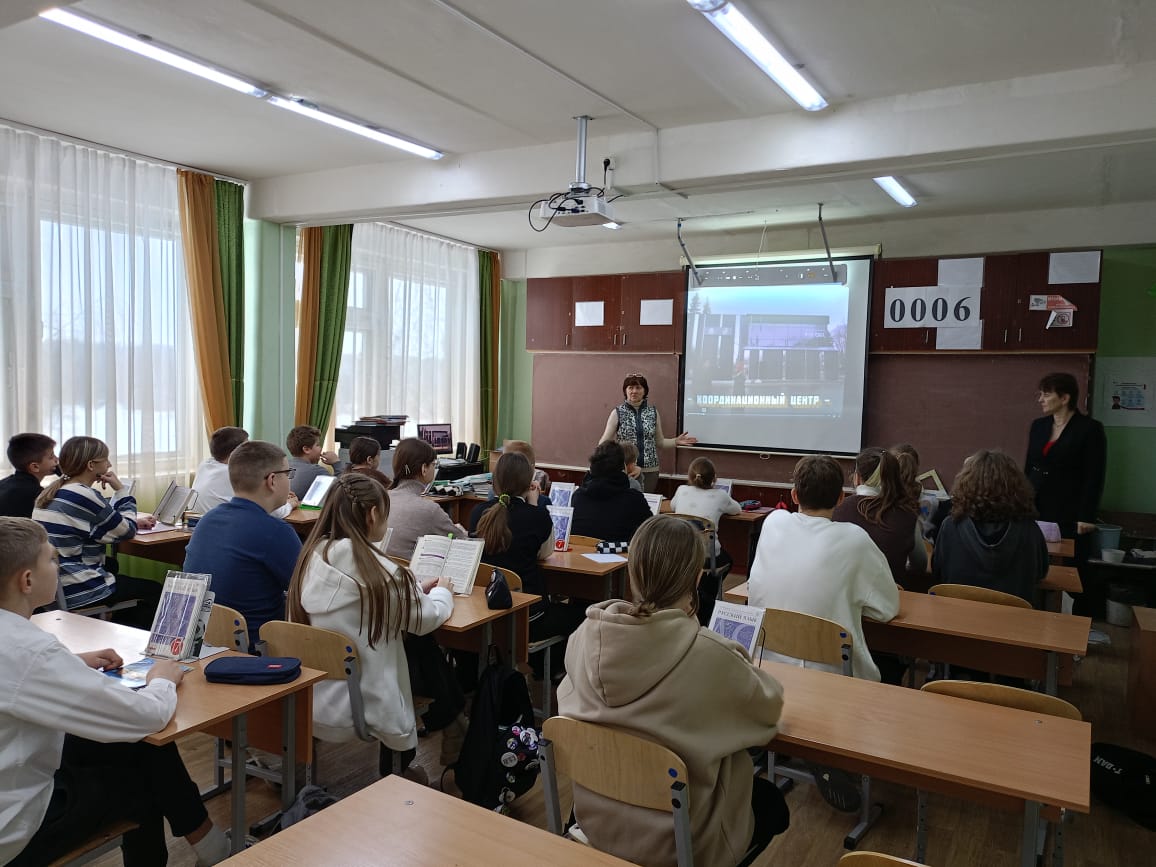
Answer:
xmin=410 ymin=535 xmax=485 ymax=595
xmin=146 ymin=571 xmax=213 ymax=661
xmin=707 ymin=601 xmax=765 ymax=659
xmin=643 ymin=493 xmax=663 ymax=516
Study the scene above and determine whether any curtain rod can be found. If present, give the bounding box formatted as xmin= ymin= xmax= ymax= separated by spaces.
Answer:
xmin=0 ymin=116 xmax=250 ymax=186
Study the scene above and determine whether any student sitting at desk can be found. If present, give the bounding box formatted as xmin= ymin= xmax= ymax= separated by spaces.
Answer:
xmin=183 ymin=441 xmax=302 ymax=650
xmin=501 ymin=440 xmax=551 ymax=505
xmin=286 ymin=424 xmax=346 ymax=501
xmin=33 ymin=436 xmax=160 ymax=628
xmin=558 ymin=515 xmax=788 ymax=867
xmin=384 ymin=437 xmax=464 ymax=560
xmin=0 ymin=433 xmax=58 ymax=518
xmin=289 ymin=474 xmax=454 ymax=783
xmin=832 ymin=447 xmax=925 ymax=584
xmin=933 ymin=449 xmax=1048 ymax=605
xmin=670 ymin=456 xmax=741 ymax=621
xmin=748 ymin=454 xmax=900 ymax=682
xmin=192 ymin=426 xmax=298 ymax=518
xmin=348 ymin=435 xmax=392 ymax=487
xmin=470 ymin=453 xmax=583 ymax=679
xmin=0 ymin=517 xmax=229 ymax=867
xmin=571 ymin=441 xmax=652 ymax=544
xmin=620 ymin=442 xmax=644 ymax=493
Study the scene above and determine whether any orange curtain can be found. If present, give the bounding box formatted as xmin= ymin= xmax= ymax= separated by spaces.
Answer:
xmin=294 ymin=227 xmax=323 ymax=425
xmin=177 ymin=170 xmax=234 ymax=433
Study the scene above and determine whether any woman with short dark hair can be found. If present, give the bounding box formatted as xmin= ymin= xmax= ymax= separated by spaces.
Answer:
xmin=597 ymin=373 xmax=696 ymax=493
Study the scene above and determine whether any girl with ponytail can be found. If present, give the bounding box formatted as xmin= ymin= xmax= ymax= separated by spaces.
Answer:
xmin=288 ymin=472 xmax=458 ymax=777
xmin=32 ymin=436 xmax=160 ymax=625
xmin=469 ymin=452 xmax=582 ymax=679
xmin=832 ymin=446 xmax=925 ymax=583
xmin=670 ymin=457 xmax=742 ymax=623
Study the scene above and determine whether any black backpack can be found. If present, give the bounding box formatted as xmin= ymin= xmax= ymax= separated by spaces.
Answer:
xmin=454 ymin=648 xmax=540 ymax=812
xmin=1091 ymin=742 xmax=1156 ymax=830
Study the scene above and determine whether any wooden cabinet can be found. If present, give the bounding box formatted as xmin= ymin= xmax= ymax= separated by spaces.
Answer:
xmin=871 ymin=252 xmax=1100 ymax=354
xmin=526 ymin=270 xmax=686 ymax=353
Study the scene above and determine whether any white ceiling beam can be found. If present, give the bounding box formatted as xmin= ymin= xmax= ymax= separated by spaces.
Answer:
xmin=249 ymin=59 xmax=1156 ymax=224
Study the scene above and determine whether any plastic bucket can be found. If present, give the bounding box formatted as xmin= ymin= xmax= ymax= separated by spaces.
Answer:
xmin=1106 ymin=598 xmax=1134 ymax=627
xmin=1098 ymin=524 xmax=1123 ymax=551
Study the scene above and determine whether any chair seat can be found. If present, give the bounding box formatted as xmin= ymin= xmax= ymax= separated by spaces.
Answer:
xmin=48 ymin=819 xmax=140 ymax=866
xmin=528 ymin=635 xmax=565 ymax=653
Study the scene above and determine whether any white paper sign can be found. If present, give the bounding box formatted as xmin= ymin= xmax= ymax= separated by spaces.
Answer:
xmin=1048 ymin=251 xmax=1101 ymax=284
xmin=884 ymin=285 xmax=980 ymax=328
xmin=639 ymin=298 xmax=674 ymax=326
xmin=1095 ymin=357 xmax=1155 ymax=428
xmin=935 ymin=320 xmax=983 ymax=350
xmin=574 ymin=300 xmax=604 ymax=327
xmin=938 ymin=257 xmax=985 ymax=287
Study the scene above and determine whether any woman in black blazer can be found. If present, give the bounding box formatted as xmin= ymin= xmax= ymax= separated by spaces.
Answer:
xmin=1025 ymin=372 xmax=1107 ymax=615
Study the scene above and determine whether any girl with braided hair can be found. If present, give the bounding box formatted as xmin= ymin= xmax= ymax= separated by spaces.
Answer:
xmin=288 ymin=472 xmax=455 ymax=779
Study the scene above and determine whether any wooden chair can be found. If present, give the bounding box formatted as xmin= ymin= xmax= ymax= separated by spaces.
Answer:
xmin=758 ymin=609 xmax=880 ymax=849
xmin=567 ymin=534 xmax=602 ymax=548
xmin=206 ymin=603 xmax=249 ymax=653
xmin=489 ymin=565 xmax=565 ymax=719
xmin=928 ymin=583 xmax=1032 ymax=609
xmin=539 ymin=716 xmax=695 ymax=867
xmin=47 ymin=819 xmax=140 ymax=866
xmin=917 ymin=680 xmax=1081 ymax=865
xmin=840 ymin=853 xmax=927 ymax=866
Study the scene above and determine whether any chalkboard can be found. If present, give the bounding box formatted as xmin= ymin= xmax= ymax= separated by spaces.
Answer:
xmin=530 ymin=351 xmax=1092 ymax=489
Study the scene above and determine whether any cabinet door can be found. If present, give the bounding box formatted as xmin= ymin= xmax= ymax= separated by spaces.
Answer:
xmin=870 ymin=259 xmax=936 ymax=350
xmin=1012 ymin=253 xmax=1100 ymax=351
xmin=526 ymin=277 xmax=573 ymax=350
xmin=570 ymin=275 xmax=619 ymax=351
xmin=619 ymin=271 xmax=686 ymax=352
xmin=981 ymin=253 xmax=1021 ymax=350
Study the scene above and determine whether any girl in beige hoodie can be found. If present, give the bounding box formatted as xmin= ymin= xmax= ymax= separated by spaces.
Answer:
xmin=557 ymin=515 xmax=788 ymax=867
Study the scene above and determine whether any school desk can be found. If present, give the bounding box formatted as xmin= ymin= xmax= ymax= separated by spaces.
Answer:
xmin=117 ymin=527 xmax=192 ymax=565
xmin=434 ymin=583 xmax=540 ymax=667
xmin=31 ymin=611 xmax=326 ymax=856
xmin=725 ymin=584 xmax=1090 ymax=694
xmin=1048 ymin=537 xmax=1076 ymax=562
xmin=762 ymin=660 xmax=1090 ymax=867
xmin=219 ymin=774 xmax=634 ymax=866
xmin=541 ymin=544 xmax=628 ymax=601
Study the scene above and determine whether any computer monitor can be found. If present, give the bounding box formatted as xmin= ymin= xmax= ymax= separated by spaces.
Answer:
xmin=417 ymin=423 xmax=454 ymax=455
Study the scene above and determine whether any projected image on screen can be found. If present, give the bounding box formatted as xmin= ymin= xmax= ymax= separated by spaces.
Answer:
xmin=681 ymin=257 xmax=872 ymax=455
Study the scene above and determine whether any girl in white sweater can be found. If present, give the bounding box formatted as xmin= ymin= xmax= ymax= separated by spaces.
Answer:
xmin=670 ymin=457 xmax=741 ymax=623
xmin=287 ymin=473 xmax=454 ymax=779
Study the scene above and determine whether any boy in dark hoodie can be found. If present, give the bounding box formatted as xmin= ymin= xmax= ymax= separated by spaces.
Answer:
xmin=571 ymin=441 xmax=653 ymax=543
xmin=932 ymin=449 xmax=1048 ymax=604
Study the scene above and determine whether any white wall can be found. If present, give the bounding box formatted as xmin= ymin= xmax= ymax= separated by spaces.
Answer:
xmin=504 ymin=200 xmax=1156 ymax=278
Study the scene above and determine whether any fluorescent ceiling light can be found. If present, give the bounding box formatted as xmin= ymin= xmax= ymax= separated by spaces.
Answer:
xmin=267 ymin=98 xmax=443 ymax=160
xmin=39 ymin=8 xmax=444 ymax=160
xmin=686 ymin=1 xmax=827 ymax=111
xmin=40 ymin=8 xmax=266 ymax=97
xmin=873 ymin=176 xmax=918 ymax=208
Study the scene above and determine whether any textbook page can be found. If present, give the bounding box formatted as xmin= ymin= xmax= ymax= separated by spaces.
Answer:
xmin=411 ymin=535 xmax=453 ymax=581
xmin=550 ymin=482 xmax=575 ymax=508
xmin=643 ymin=493 xmax=663 ymax=516
xmin=707 ymin=601 xmax=765 ymax=659
xmin=443 ymin=538 xmax=485 ymax=595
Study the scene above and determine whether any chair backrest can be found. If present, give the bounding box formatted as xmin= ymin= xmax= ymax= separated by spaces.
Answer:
xmin=665 ymin=512 xmax=717 ymax=535
xmin=929 ymin=583 xmax=1032 ymax=609
xmin=481 ymin=564 xmax=523 ymax=593
xmin=541 ymin=716 xmax=688 ymax=811
xmin=920 ymin=680 xmax=1082 ymax=721
xmin=206 ymin=603 xmax=249 ymax=653
xmin=758 ymin=608 xmax=853 ymax=675
xmin=568 ymin=535 xmax=602 ymax=548
xmin=259 ymin=620 xmax=373 ymax=741
xmin=839 ymin=852 xmax=928 ymax=866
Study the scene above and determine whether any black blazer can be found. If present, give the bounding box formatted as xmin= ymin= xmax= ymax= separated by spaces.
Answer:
xmin=1025 ymin=412 xmax=1107 ymax=532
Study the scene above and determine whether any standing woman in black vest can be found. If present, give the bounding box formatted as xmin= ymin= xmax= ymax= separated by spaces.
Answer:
xmin=1025 ymin=371 xmax=1108 ymax=617
xmin=598 ymin=373 xmax=697 ymax=493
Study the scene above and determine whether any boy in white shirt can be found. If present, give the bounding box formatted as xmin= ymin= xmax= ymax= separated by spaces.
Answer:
xmin=193 ymin=425 xmax=297 ymax=518
xmin=747 ymin=454 xmax=900 ymax=682
xmin=0 ymin=517 xmax=228 ymax=866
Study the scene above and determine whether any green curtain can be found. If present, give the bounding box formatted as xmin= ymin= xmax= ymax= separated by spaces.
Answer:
xmin=309 ymin=224 xmax=353 ymax=430
xmin=478 ymin=250 xmax=500 ymax=451
xmin=214 ymin=180 xmax=245 ymax=426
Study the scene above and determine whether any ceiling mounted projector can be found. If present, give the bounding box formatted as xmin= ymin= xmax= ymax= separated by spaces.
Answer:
xmin=529 ymin=116 xmax=618 ymax=231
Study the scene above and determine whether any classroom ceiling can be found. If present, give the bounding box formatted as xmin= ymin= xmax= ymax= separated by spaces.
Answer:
xmin=3 ymin=0 xmax=1156 ymax=249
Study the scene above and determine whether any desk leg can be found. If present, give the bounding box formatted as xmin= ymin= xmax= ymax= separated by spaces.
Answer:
xmin=480 ymin=622 xmax=493 ymax=677
xmin=1045 ymin=652 xmax=1059 ymax=696
xmin=1021 ymin=800 xmax=1042 ymax=867
xmin=230 ymin=714 xmax=247 ymax=856
xmin=509 ymin=614 xmax=519 ymax=669
xmin=281 ymin=693 xmax=297 ymax=812
xmin=914 ymin=789 xmax=928 ymax=863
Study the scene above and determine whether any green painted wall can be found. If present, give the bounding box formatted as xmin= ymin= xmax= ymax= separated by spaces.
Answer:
xmin=243 ymin=219 xmax=297 ymax=444
xmin=497 ymin=278 xmax=533 ymax=443
xmin=1097 ymin=247 xmax=1156 ymax=514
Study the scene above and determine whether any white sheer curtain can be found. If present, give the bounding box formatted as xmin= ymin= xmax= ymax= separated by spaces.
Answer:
xmin=339 ymin=222 xmax=480 ymax=444
xmin=0 ymin=123 xmax=206 ymax=504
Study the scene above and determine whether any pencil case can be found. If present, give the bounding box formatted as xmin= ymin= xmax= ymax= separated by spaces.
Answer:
xmin=204 ymin=656 xmax=301 ymax=684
